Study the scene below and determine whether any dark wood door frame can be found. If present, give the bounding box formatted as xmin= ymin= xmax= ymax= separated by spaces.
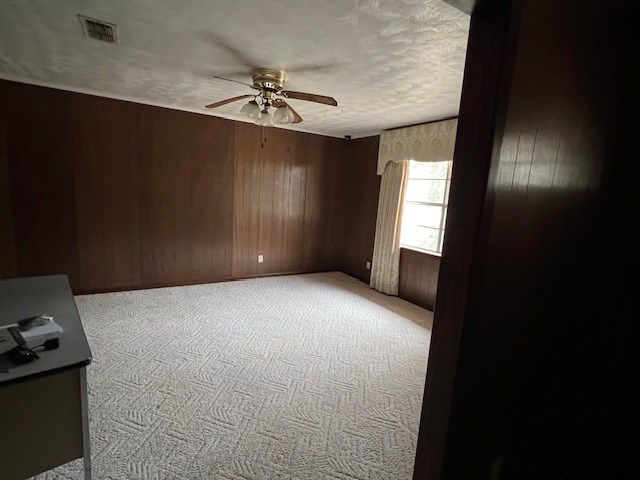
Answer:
xmin=412 ymin=0 xmax=519 ymax=477
xmin=413 ymin=0 xmax=635 ymax=477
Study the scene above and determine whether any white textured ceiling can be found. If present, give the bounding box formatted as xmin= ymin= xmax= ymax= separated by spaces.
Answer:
xmin=0 ymin=0 xmax=469 ymax=138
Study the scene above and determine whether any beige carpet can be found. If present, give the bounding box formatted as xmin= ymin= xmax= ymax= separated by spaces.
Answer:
xmin=33 ymin=272 xmax=432 ymax=479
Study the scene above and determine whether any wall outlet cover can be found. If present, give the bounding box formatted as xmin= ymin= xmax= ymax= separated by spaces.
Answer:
xmin=258 ymin=255 xmax=264 ymax=263
xmin=366 ymin=261 xmax=371 ymax=270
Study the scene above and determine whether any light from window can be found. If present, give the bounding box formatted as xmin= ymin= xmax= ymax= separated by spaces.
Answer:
xmin=400 ymin=160 xmax=452 ymax=255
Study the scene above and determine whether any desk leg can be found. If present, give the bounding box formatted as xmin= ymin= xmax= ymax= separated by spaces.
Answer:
xmin=80 ymin=367 xmax=92 ymax=480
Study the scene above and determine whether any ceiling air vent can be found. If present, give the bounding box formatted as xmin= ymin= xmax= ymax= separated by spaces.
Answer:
xmin=78 ymin=15 xmax=118 ymax=44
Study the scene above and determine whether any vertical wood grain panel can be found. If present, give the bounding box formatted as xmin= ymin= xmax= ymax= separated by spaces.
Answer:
xmin=398 ymin=248 xmax=441 ymax=311
xmin=341 ymin=136 xmax=381 ymax=283
xmin=258 ymin=127 xmax=276 ymax=274
xmin=275 ymin=129 xmax=308 ymax=274
xmin=302 ymin=135 xmax=344 ymax=272
xmin=328 ymin=137 xmax=347 ymax=268
xmin=138 ymin=106 xmax=171 ymax=285
xmin=232 ymin=122 xmax=263 ymax=278
xmin=2 ymin=83 xmax=81 ymax=287
xmin=302 ymin=135 xmax=322 ymax=271
xmin=1 ymin=80 xmax=354 ymax=292
xmin=233 ymin=125 xmax=312 ymax=278
xmin=0 ymin=83 xmax=18 ymax=279
xmin=75 ymin=96 xmax=140 ymax=291
xmin=205 ymin=116 xmax=234 ymax=282
xmin=288 ymin=131 xmax=309 ymax=273
xmin=138 ymin=106 xmax=235 ymax=287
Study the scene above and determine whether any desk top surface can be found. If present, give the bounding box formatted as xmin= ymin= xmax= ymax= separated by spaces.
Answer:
xmin=0 ymin=275 xmax=92 ymax=387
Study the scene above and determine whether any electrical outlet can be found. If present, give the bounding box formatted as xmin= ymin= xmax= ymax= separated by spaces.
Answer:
xmin=366 ymin=261 xmax=371 ymax=270
xmin=258 ymin=254 xmax=264 ymax=263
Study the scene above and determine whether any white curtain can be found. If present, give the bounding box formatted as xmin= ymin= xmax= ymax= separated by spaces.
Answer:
xmin=370 ymin=160 xmax=408 ymax=295
xmin=370 ymin=118 xmax=458 ymax=296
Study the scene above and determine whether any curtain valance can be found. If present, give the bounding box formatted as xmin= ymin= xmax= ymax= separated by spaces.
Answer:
xmin=377 ymin=118 xmax=458 ymax=175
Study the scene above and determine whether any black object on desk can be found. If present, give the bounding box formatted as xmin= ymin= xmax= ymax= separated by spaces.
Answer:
xmin=0 ymin=274 xmax=93 ymax=480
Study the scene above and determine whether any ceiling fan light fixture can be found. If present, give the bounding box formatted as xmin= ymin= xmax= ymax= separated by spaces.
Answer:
xmin=273 ymin=106 xmax=294 ymax=124
xmin=240 ymin=100 xmax=260 ymax=119
xmin=255 ymin=110 xmax=274 ymax=127
xmin=207 ymin=68 xmax=338 ymax=126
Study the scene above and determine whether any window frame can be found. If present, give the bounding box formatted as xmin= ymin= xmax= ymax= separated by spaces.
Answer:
xmin=400 ymin=160 xmax=453 ymax=256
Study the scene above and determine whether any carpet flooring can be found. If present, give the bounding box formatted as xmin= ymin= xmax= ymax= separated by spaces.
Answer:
xmin=33 ymin=272 xmax=432 ymax=480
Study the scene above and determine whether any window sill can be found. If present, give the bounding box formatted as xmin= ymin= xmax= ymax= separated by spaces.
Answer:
xmin=400 ymin=246 xmax=442 ymax=258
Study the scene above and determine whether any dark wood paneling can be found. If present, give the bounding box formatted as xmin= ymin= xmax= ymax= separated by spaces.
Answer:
xmin=137 ymin=105 xmax=234 ymax=288
xmin=2 ymin=83 xmax=81 ymax=287
xmin=259 ymin=128 xmax=308 ymax=275
xmin=413 ymin=3 xmax=518 ymax=477
xmin=232 ymin=124 xmax=345 ymax=279
xmin=398 ymin=248 xmax=440 ymax=311
xmin=302 ymin=134 xmax=344 ymax=272
xmin=233 ymin=123 xmax=311 ymax=278
xmin=0 ymin=85 xmax=17 ymax=279
xmin=0 ymin=81 xmax=388 ymax=294
xmin=0 ymin=80 xmax=348 ymax=292
xmin=415 ymin=0 xmax=635 ymax=478
xmin=74 ymin=95 xmax=141 ymax=291
xmin=232 ymin=122 xmax=263 ymax=278
xmin=205 ymin=116 xmax=235 ymax=283
xmin=341 ymin=136 xmax=381 ymax=283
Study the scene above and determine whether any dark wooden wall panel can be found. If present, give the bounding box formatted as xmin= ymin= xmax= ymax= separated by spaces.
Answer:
xmin=205 ymin=116 xmax=235 ymax=282
xmin=341 ymin=136 xmax=381 ymax=283
xmin=398 ymin=248 xmax=440 ymax=311
xmin=264 ymin=128 xmax=307 ymax=275
xmin=233 ymin=124 xmax=347 ymax=279
xmin=302 ymin=135 xmax=344 ymax=272
xmin=74 ymin=95 xmax=141 ymax=291
xmin=0 ymin=81 xmax=348 ymax=293
xmin=2 ymin=83 xmax=81 ymax=287
xmin=0 ymin=81 xmax=411 ymax=302
xmin=415 ymin=0 xmax=635 ymax=478
xmin=0 ymin=85 xmax=17 ymax=279
xmin=137 ymin=106 xmax=235 ymax=288
xmin=232 ymin=122 xmax=264 ymax=278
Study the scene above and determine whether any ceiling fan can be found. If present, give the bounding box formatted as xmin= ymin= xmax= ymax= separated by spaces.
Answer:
xmin=205 ymin=68 xmax=338 ymax=127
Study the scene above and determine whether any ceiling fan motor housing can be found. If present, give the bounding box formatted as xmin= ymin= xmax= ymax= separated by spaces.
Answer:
xmin=251 ymin=68 xmax=286 ymax=93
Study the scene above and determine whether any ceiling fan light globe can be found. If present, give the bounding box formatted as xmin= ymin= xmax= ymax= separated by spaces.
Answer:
xmin=241 ymin=100 xmax=260 ymax=119
xmin=274 ymin=106 xmax=294 ymax=124
xmin=254 ymin=111 xmax=274 ymax=127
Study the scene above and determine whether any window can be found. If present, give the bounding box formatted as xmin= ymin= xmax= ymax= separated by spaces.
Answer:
xmin=400 ymin=160 xmax=452 ymax=255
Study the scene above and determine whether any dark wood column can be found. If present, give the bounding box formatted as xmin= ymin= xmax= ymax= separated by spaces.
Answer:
xmin=415 ymin=0 xmax=636 ymax=478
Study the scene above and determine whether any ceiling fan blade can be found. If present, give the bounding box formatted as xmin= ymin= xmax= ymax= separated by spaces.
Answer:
xmin=273 ymin=99 xmax=303 ymax=124
xmin=205 ymin=94 xmax=253 ymax=109
xmin=279 ymin=90 xmax=338 ymax=106
xmin=213 ymin=75 xmax=254 ymax=88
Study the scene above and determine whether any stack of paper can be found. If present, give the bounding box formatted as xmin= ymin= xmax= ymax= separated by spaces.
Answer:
xmin=17 ymin=316 xmax=63 ymax=347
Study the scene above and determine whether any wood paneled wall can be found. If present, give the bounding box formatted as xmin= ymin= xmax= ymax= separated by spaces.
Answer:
xmin=0 ymin=80 xmax=438 ymax=312
xmin=232 ymin=123 xmax=343 ymax=278
xmin=0 ymin=81 xmax=349 ymax=293
xmin=398 ymin=249 xmax=440 ymax=311
xmin=341 ymin=136 xmax=381 ymax=283
xmin=0 ymin=95 xmax=17 ymax=279
xmin=415 ymin=0 xmax=636 ymax=477
xmin=303 ymin=134 xmax=346 ymax=272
